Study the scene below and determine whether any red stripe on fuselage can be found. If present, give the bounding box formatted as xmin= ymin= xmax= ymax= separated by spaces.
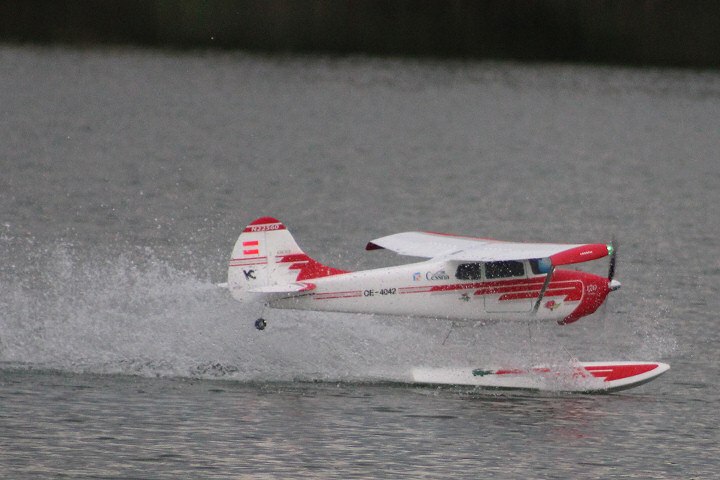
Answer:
xmin=277 ymin=253 xmax=349 ymax=281
xmin=403 ymin=277 xmax=584 ymax=303
xmin=398 ymin=286 xmax=436 ymax=294
xmin=496 ymin=285 xmax=581 ymax=302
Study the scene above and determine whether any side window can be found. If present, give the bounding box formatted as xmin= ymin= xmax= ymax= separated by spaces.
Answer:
xmin=456 ymin=263 xmax=482 ymax=280
xmin=485 ymin=261 xmax=525 ymax=279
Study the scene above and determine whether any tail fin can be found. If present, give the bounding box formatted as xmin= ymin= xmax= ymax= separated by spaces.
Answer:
xmin=228 ymin=217 xmax=348 ymax=302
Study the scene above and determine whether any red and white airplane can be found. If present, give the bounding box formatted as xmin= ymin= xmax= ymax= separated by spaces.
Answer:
xmin=227 ymin=217 xmax=621 ymax=330
xmin=225 ymin=217 xmax=669 ymax=392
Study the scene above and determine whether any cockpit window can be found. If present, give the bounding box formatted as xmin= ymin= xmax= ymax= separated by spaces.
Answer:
xmin=529 ymin=258 xmax=552 ymax=274
xmin=455 ymin=263 xmax=482 ymax=280
xmin=485 ymin=261 xmax=525 ymax=279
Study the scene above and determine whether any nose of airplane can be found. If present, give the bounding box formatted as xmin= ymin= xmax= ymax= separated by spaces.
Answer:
xmin=609 ymin=279 xmax=621 ymax=291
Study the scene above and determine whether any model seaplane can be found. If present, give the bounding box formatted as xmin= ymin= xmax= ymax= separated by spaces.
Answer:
xmin=224 ymin=217 xmax=669 ymax=392
xmin=227 ymin=217 xmax=621 ymax=329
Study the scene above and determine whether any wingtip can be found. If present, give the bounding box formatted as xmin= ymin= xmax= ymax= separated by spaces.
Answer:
xmin=549 ymin=243 xmax=611 ymax=266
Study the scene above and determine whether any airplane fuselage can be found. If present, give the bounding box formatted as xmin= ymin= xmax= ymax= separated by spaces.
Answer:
xmin=268 ymin=258 xmax=612 ymax=324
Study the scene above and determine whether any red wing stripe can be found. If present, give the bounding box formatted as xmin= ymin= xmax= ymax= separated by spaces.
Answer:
xmin=242 ymin=240 xmax=259 ymax=247
xmin=550 ymin=243 xmax=609 ymax=265
xmin=243 ymin=249 xmax=260 ymax=255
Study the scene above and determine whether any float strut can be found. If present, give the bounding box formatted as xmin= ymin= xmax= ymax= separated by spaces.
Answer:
xmin=532 ymin=266 xmax=555 ymax=314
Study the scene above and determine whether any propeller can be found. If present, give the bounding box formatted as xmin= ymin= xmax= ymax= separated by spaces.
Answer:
xmin=597 ymin=236 xmax=621 ymax=319
xmin=608 ymin=236 xmax=621 ymax=291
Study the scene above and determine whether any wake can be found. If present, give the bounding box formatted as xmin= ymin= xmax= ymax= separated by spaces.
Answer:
xmin=0 ymin=243 xmax=671 ymax=384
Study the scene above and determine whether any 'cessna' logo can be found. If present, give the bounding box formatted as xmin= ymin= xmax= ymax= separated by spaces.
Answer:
xmin=426 ymin=270 xmax=450 ymax=280
xmin=243 ymin=269 xmax=256 ymax=280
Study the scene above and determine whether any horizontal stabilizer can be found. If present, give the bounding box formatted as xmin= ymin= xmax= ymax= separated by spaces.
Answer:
xmin=249 ymin=282 xmax=316 ymax=294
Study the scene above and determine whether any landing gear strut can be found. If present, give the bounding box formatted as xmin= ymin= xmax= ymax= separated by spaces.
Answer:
xmin=254 ymin=318 xmax=267 ymax=331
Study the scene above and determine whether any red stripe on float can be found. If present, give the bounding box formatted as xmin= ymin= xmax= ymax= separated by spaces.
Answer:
xmin=584 ymin=364 xmax=658 ymax=382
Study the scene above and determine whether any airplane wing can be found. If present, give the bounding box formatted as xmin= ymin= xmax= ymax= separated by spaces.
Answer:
xmin=366 ymin=231 xmax=612 ymax=266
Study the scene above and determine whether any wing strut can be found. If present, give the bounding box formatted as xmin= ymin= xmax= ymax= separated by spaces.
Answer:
xmin=532 ymin=266 xmax=556 ymax=314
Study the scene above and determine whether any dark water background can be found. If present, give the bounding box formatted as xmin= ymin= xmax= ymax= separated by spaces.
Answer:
xmin=1 ymin=46 xmax=719 ymax=478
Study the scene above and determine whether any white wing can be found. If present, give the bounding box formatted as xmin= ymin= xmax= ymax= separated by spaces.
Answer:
xmin=366 ymin=232 xmax=611 ymax=266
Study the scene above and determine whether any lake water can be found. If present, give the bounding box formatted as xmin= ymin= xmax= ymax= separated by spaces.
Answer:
xmin=1 ymin=45 xmax=719 ymax=478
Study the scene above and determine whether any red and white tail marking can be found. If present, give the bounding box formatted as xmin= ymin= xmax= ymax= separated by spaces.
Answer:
xmin=228 ymin=217 xmax=349 ymax=301
xmin=242 ymin=240 xmax=260 ymax=255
